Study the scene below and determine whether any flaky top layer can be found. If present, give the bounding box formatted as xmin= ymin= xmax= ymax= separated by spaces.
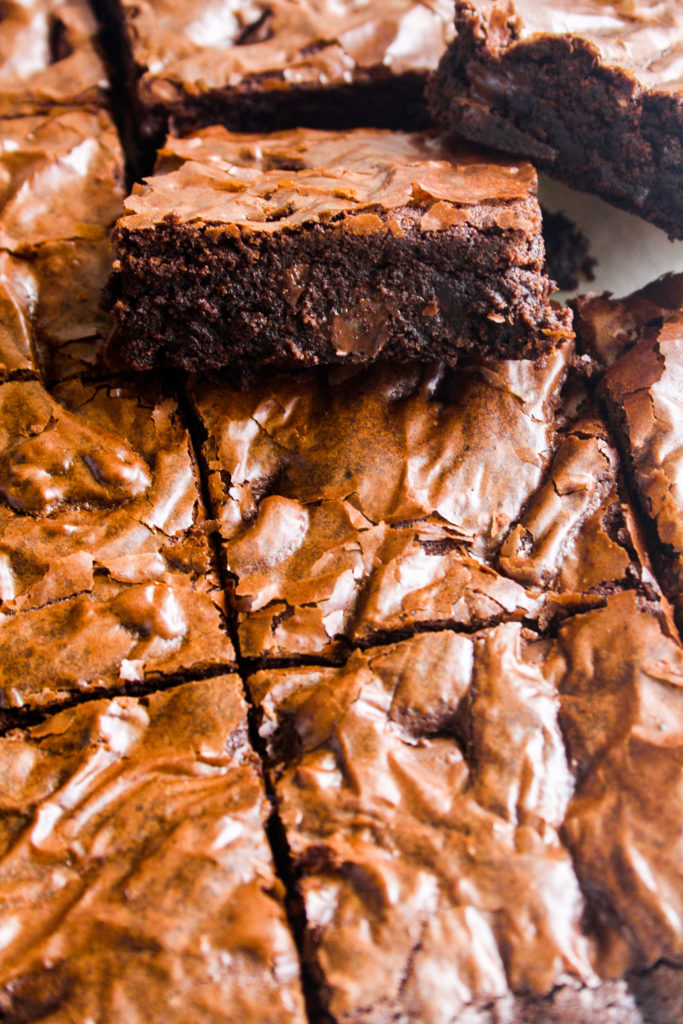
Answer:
xmin=120 ymin=125 xmax=539 ymax=233
xmin=459 ymin=0 xmax=683 ymax=92
xmin=122 ymin=0 xmax=453 ymax=97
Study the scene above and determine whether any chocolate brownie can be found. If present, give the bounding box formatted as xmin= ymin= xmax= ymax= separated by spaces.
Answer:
xmin=428 ymin=0 xmax=683 ymax=238
xmin=0 ymin=0 xmax=107 ymax=115
xmin=0 ymin=107 xmax=125 ymax=378
xmin=189 ymin=338 xmax=658 ymax=663
xmin=93 ymin=0 xmax=452 ymax=153
xmin=0 ymin=374 xmax=235 ymax=718
xmin=542 ymin=210 xmax=595 ymax=293
xmin=0 ymin=676 xmax=306 ymax=1023
xmin=249 ymin=591 xmax=683 ymax=1022
xmin=0 ymin=254 xmax=41 ymax=381
xmin=106 ymin=125 xmax=571 ymax=373
xmin=575 ymin=274 xmax=683 ymax=636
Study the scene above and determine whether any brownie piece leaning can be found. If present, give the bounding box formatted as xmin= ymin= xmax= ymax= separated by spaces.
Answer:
xmin=575 ymin=273 xmax=683 ymax=636
xmin=0 ymin=677 xmax=307 ymax=1024
xmin=93 ymin=0 xmax=452 ymax=148
xmin=428 ymin=0 xmax=683 ymax=238
xmin=189 ymin=335 xmax=660 ymax=665
xmin=0 ymin=0 xmax=108 ymax=115
xmin=106 ymin=126 xmax=571 ymax=373
xmin=249 ymin=591 xmax=683 ymax=1022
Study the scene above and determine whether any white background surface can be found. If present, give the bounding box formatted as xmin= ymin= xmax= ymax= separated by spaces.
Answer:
xmin=538 ymin=175 xmax=683 ymax=302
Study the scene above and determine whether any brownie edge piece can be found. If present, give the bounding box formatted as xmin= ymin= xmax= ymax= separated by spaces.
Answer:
xmin=428 ymin=0 xmax=683 ymax=238
xmin=105 ymin=127 xmax=571 ymax=373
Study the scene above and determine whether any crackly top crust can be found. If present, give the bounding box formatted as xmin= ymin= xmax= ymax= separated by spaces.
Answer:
xmin=454 ymin=0 xmax=683 ymax=93
xmin=248 ymin=591 xmax=683 ymax=1021
xmin=0 ymin=0 xmax=107 ymax=115
xmin=120 ymin=0 xmax=453 ymax=100
xmin=0 ymin=107 xmax=124 ymax=362
xmin=191 ymin=343 xmax=657 ymax=661
xmin=0 ymin=254 xmax=40 ymax=380
xmin=575 ymin=274 xmax=683 ymax=630
xmin=0 ymin=677 xmax=306 ymax=1024
xmin=120 ymin=125 xmax=540 ymax=236
xmin=0 ymin=375 xmax=235 ymax=713
xmin=120 ymin=123 xmax=540 ymax=235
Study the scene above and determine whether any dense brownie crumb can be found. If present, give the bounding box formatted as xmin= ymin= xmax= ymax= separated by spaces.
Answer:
xmin=106 ymin=126 xmax=571 ymax=373
xmin=428 ymin=0 xmax=683 ymax=238
xmin=542 ymin=210 xmax=596 ymax=292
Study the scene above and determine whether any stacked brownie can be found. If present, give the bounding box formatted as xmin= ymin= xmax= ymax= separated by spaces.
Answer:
xmin=1 ymin=0 xmax=683 ymax=1022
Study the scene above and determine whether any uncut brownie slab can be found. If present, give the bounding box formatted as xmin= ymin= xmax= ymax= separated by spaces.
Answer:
xmin=0 ymin=373 xmax=235 ymax=717
xmin=0 ymin=106 xmax=125 ymax=373
xmin=0 ymin=0 xmax=108 ymax=115
xmin=248 ymin=591 xmax=683 ymax=1022
xmin=0 ymin=677 xmax=306 ymax=1024
xmin=94 ymin=0 xmax=452 ymax=147
xmin=428 ymin=0 xmax=683 ymax=238
xmin=107 ymin=126 xmax=571 ymax=373
xmin=575 ymin=273 xmax=683 ymax=635
xmin=189 ymin=338 xmax=659 ymax=663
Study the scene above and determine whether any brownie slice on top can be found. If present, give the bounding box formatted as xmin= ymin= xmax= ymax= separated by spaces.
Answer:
xmin=190 ymin=334 xmax=660 ymax=665
xmin=0 ymin=677 xmax=306 ymax=1024
xmin=107 ymin=126 xmax=571 ymax=372
xmin=249 ymin=591 xmax=683 ymax=1022
xmin=428 ymin=0 xmax=683 ymax=238
xmin=94 ymin=0 xmax=452 ymax=146
xmin=575 ymin=273 xmax=683 ymax=636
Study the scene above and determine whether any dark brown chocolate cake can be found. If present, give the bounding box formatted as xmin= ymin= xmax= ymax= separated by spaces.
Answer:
xmin=428 ymin=0 xmax=683 ymax=238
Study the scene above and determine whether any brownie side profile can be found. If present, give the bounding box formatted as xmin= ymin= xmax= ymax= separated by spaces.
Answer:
xmin=189 ymin=337 xmax=660 ymax=664
xmin=575 ymin=275 xmax=683 ymax=636
xmin=0 ymin=374 xmax=235 ymax=718
xmin=248 ymin=592 xmax=683 ymax=1022
xmin=0 ymin=0 xmax=108 ymax=115
xmin=106 ymin=126 xmax=571 ymax=373
xmin=93 ymin=0 xmax=453 ymax=151
xmin=0 ymin=677 xmax=307 ymax=1024
xmin=428 ymin=0 xmax=683 ymax=238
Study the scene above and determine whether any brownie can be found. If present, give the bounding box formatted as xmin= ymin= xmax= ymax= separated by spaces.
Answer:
xmin=0 ymin=676 xmax=306 ymax=1024
xmin=106 ymin=125 xmax=571 ymax=373
xmin=428 ymin=0 xmax=683 ymax=238
xmin=0 ymin=374 xmax=235 ymax=718
xmin=0 ymin=107 xmax=125 ymax=377
xmin=0 ymin=254 xmax=41 ymax=381
xmin=575 ymin=274 xmax=683 ymax=636
xmin=0 ymin=0 xmax=107 ymax=115
xmin=248 ymin=591 xmax=683 ymax=1022
xmin=93 ymin=0 xmax=452 ymax=153
xmin=542 ymin=210 xmax=595 ymax=293
xmin=189 ymin=338 xmax=658 ymax=663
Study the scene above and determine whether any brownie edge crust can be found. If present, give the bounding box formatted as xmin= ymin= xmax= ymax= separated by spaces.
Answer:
xmin=105 ymin=126 xmax=570 ymax=373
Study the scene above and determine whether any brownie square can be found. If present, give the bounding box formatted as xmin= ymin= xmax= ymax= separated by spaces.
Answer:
xmin=428 ymin=0 xmax=683 ymax=238
xmin=248 ymin=592 xmax=683 ymax=1022
xmin=0 ymin=373 xmax=235 ymax=718
xmin=106 ymin=125 xmax=571 ymax=373
xmin=189 ymin=337 xmax=659 ymax=664
xmin=95 ymin=0 xmax=453 ymax=147
xmin=0 ymin=107 xmax=125 ymax=377
xmin=0 ymin=677 xmax=306 ymax=1023
xmin=0 ymin=0 xmax=108 ymax=115
xmin=575 ymin=273 xmax=683 ymax=636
